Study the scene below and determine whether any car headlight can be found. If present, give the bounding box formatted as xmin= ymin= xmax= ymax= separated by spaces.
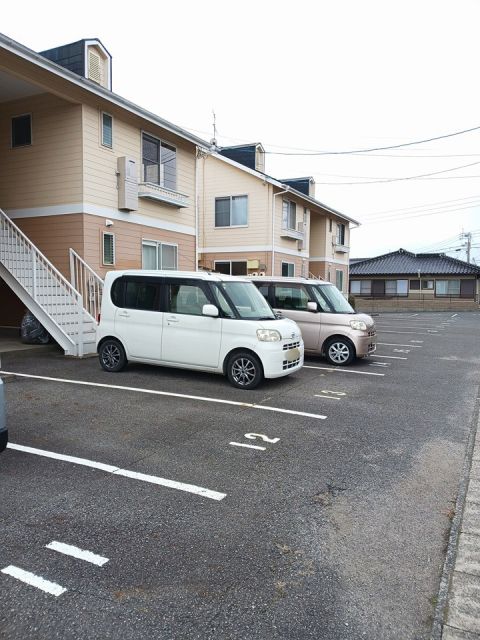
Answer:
xmin=257 ymin=329 xmax=281 ymax=342
xmin=350 ymin=320 xmax=367 ymax=331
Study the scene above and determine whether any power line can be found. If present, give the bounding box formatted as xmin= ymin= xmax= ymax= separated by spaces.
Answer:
xmin=357 ymin=198 xmax=480 ymax=221
xmin=359 ymin=203 xmax=480 ymax=225
xmin=356 ymin=195 xmax=480 ymax=218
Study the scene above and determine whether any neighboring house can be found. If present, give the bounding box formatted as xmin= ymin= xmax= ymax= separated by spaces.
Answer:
xmin=349 ymin=249 xmax=480 ymax=312
xmin=0 ymin=33 xmax=209 ymax=354
xmin=197 ymin=143 xmax=358 ymax=292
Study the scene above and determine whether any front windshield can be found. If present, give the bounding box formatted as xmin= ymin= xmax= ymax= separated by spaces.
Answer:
xmin=216 ymin=281 xmax=276 ymax=320
xmin=311 ymin=284 xmax=354 ymax=314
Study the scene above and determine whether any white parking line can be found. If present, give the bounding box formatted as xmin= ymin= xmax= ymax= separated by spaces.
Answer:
xmin=7 ymin=443 xmax=226 ymax=501
xmin=303 ymin=365 xmax=385 ymax=377
xmin=377 ymin=330 xmax=434 ymax=336
xmin=1 ymin=566 xmax=66 ymax=596
xmin=0 ymin=371 xmax=326 ymax=421
xmin=377 ymin=343 xmax=422 ymax=348
xmin=372 ymin=354 xmax=408 ymax=360
xmin=451 ymin=313 xmax=458 ymax=318
xmin=229 ymin=442 xmax=266 ymax=451
xmin=376 ymin=325 xmax=443 ymax=331
xmin=46 ymin=541 xmax=109 ymax=567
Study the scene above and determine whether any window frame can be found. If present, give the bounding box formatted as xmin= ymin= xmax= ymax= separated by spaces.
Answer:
xmin=213 ymin=260 xmax=248 ymax=276
xmin=281 ymin=261 xmax=295 ymax=277
xmin=214 ymin=195 xmax=248 ymax=228
xmin=336 ymin=223 xmax=346 ymax=246
xmin=335 ymin=269 xmax=344 ymax=292
xmin=141 ymin=239 xmax=178 ymax=270
xmin=282 ymin=199 xmax=297 ymax=231
xmin=101 ymin=111 xmax=113 ymax=148
xmin=141 ymin=131 xmax=177 ymax=191
xmin=435 ymin=279 xmax=461 ymax=297
xmin=102 ymin=232 xmax=115 ymax=266
xmin=11 ymin=113 xmax=32 ymax=148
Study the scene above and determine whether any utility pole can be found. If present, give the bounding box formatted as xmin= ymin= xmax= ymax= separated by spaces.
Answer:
xmin=461 ymin=231 xmax=472 ymax=263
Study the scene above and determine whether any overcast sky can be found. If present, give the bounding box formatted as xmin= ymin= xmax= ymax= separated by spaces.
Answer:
xmin=3 ymin=0 xmax=480 ymax=262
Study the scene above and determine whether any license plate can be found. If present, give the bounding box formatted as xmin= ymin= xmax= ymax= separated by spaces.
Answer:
xmin=286 ymin=348 xmax=300 ymax=362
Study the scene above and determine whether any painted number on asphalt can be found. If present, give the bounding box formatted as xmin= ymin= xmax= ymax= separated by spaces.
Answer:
xmin=229 ymin=433 xmax=280 ymax=451
xmin=315 ymin=390 xmax=346 ymax=401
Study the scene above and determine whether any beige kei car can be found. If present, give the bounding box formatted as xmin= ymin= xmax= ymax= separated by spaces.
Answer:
xmin=251 ymin=277 xmax=376 ymax=365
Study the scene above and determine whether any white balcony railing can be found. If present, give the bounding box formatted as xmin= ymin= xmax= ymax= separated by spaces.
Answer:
xmin=69 ymin=249 xmax=104 ymax=322
xmin=138 ymin=182 xmax=189 ymax=208
xmin=334 ymin=243 xmax=350 ymax=254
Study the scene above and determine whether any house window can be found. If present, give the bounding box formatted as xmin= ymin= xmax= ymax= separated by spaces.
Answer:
xmin=103 ymin=232 xmax=115 ymax=266
xmin=215 ymin=196 xmax=248 ymax=227
xmin=329 ymin=219 xmax=332 ymax=232
xmin=101 ymin=112 xmax=113 ymax=148
xmin=335 ymin=270 xmax=344 ymax=291
xmin=385 ymin=280 xmax=408 ymax=296
xmin=282 ymin=200 xmax=296 ymax=230
xmin=142 ymin=240 xmax=178 ymax=270
xmin=336 ymin=223 xmax=346 ymax=246
xmin=350 ymin=280 xmax=361 ymax=294
xmin=214 ymin=260 xmax=247 ymax=276
xmin=281 ymin=262 xmax=295 ymax=277
xmin=410 ymin=279 xmax=420 ymax=290
xmin=422 ymin=280 xmax=434 ymax=290
xmin=142 ymin=133 xmax=176 ymax=190
xmin=435 ymin=280 xmax=460 ymax=296
xmin=12 ymin=114 xmax=32 ymax=147
xmin=352 ymin=280 xmax=372 ymax=295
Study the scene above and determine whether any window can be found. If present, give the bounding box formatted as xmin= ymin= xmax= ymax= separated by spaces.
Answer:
xmin=351 ymin=280 xmax=371 ymax=295
xmin=329 ymin=219 xmax=332 ymax=232
xmin=281 ymin=262 xmax=295 ymax=277
xmin=350 ymin=280 xmax=361 ymax=294
xmin=214 ymin=260 xmax=247 ymax=276
xmin=215 ymin=196 xmax=248 ymax=227
xmin=142 ymin=240 xmax=177 ymax=270
xmin=103 ymin=232 xmax=115 ymax=265
xmin=422 ymin=280 xmax=434 ymax=290
xmin=410 ymin=279 xmax=420 ymax=290
xmin=101 ymin=112 xmax=113 ymax=148
xmin=282 ymin=200 xmax=296 ymax=230
xmin=436 ymin=280 xmax=460 ymax=296
xmin=385 ymin=280 xmax=408 ymax=296
xmin=142 ymin=133 xmax=176 ymax=190
xmin=166 ymin=283 xmax=209 ymax=315
xmin=273 ymin=284 xmax=310 ymax=310
xmin=124 ymin=280 xmax=159 ymax=311
xmin=335 ymin=270 xmax=344 ymax=291
xmin=12 ymin=114 xmax=31 ymax=147
xmin=336 ymin=223 xmax=345 ymax=245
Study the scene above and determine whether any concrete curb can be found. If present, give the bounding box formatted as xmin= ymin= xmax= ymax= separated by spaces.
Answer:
xmin=431 ymin=384 xmax=480 ymax=639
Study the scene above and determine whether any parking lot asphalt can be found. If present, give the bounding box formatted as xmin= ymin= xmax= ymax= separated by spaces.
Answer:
xmin=1 ymin=311 xmax=479 ymax=640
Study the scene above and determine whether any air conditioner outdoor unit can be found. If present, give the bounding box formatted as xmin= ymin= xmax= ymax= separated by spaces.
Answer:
xmin=250 ymin=272 xmax=258 ymax=276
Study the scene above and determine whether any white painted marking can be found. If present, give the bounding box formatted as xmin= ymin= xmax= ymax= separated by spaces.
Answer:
xmin=1 ymin=566 xmax=66 ymax=597
xmin=451 ymin=313 xmax=458 ymax=318
xmin=7 ymin=443 xmax=226 ymax=501
xmin=409 ymin=313 xmax=419 ymax=317
xmin=314 ymin=394 xmax=340 ymax=400
xmin=376 ymin=324 xmax=441 ymax=331
xmin=377 ymin=330 xmax=433 ymax=336
xmin=321 ymin=390 xmax=346 ymax=396
xmin=374 ymin=354 xmax=408 ymax=359
xmin=369 ymin=362 xmax=390 ymax=367
xmin=303 ymin=365 xmax=385 ymax=377
xmin=393 ymin=349 xmax=410 ymax=353
xmin=0 ymin=371 xmax=326 ymax=421
xmin=244 ymin=433 xmax=280 ymax=443
xmin=229 ymin=442 xmax=266 ymax=451
xmin=377 ymin=342 xmax=422 ymax=348
xmin=410 ymin=340 xmax=424 ymax=344
xmin=46 ymin=541 xmax=109 ymax=567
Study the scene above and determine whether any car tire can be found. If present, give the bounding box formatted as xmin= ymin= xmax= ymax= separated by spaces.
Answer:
xmin=324 ymin=337 xmax=355 ymax=366
xmin=226 ymin=351 xmax=263 ymax=390
xmin=99 ymin=339 xmax=127 ymax=373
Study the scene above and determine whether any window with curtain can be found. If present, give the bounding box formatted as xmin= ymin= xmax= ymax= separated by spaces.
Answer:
xmin=435 ymin=280 xmax=460 ymax=296
xmin=215 ymin=196 xmax=248 ymax=227
xmin=142 ymin=241 xmax=177 ymax=270
xmin=282 ymin=200 xmax=296 ymax=230
xmin=142 ymin=133 xmax=176 ymax=190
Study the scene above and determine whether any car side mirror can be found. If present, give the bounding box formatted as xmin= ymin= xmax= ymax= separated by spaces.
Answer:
xmin=202 ymin=304 xmax=219 ymax=318
xmin=307 ymin=301 xmax=318 ymax=312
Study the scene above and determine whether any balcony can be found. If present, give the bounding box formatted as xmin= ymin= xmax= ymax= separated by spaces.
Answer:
xmin=333 ymin=243 xmax=350 ymax=254
xmin=138 ymin=182 xmax=189 ymax=208
xmin=280 ymin=221 xmax=305 ymax=241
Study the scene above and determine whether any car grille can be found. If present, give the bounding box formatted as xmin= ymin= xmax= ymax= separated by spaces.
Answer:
xmin=283 ymin=340 xmax=301 ymax=350
xmin=368 ymin=330 xmax=376 ymax=337
xmin=368 ymin=343 xmax=376 ymax=353
xmin=283 ymin=357 xmax=301 ymax=370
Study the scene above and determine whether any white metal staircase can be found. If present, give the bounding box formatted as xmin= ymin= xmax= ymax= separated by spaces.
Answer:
xmin=0 ymin=208 xmax=98 ymax=356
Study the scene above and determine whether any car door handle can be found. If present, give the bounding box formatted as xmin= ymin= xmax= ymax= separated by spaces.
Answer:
xmin=166 ymin=316 xmax=179 ymax=323
xmin=118 ymin=311 xmax=130 ymax=318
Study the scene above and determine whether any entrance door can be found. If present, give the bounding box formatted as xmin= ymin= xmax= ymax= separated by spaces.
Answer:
xmin=161 ymin=280 xmax=222 ymax=368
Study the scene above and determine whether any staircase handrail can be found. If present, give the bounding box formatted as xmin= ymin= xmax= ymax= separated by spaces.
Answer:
xmin=69 ymin=248 xmax=104 ymax=323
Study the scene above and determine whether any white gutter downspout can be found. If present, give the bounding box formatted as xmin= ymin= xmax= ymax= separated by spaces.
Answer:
xmin=272 ymin=186 xmax=289 ymax=276
xmin=195 ymin=147 xmax=199 ymax=271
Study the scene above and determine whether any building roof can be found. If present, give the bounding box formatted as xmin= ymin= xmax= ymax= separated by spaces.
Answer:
xmin=350 ymin=249 xmax=480 ymax=276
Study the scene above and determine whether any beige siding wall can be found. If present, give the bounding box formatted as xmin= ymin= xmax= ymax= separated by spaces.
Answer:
xmin=82 ymin=214 xmax=195 ymax=277
xmin=309 ymin=261 xmax=349 ymax=290
xmin=0 ymin=94 xmax=83 ymax=210
xmin=200 ymin=155 xmax=271 ymax=249
xmin=82 ymin=105 xmax=196 ymax=229
xmin=200 ymin=251 xmax=272 ymax=274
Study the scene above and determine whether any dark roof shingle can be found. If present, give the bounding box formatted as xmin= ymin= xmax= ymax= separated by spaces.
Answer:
xmin=350 ymin=249 xmax=480 ymax=276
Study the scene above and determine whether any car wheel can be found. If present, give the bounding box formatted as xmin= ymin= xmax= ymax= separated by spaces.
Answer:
xmin=99 ymin=339 xmax=127 ymax=373
xmin=227 ymin=351 xmax=263 ymax=390
xmin=324 ymin=338 xmax=355 ymax=366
